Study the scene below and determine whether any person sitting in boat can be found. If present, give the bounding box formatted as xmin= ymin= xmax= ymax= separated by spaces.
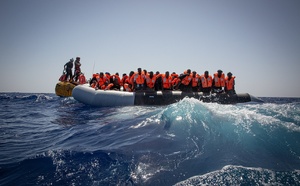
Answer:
xmin=105 ymin=72 xmax=111 ymax=82
xmin=146 ymin=71 xmax=156 ymax=91
xmin=73 ymin=57 xmax=81 ymax=82
xmin=191 ymin=71 xmax=200 ymax=92
xmin=132 ymin=68 xmax=146 ymax=91
xmin=162 ymin=71 xmax=173 ymax=91
xmin=212 ymin=69 xmax=225 ymax=93
xmin=124 ymin=71 xmax=135 ymax=92
xmin=90 ymin=73 xmax=99 ymax=88
xmin=97 ymin=72 xmax=113 ymax=90
xmin=59 ymin=72 xmax=67 ymax=82
xmin=143 ymin=69 xmax=149 ymax=88
xmin=78 ymin=72 xmax=86 ymax=85
xmin=200 ymin=71 xmax=213 ymax=94
xmin=225 ymin=72 xmax=236 ymax=95
xmin=179 ymin=69 xmax=192 ymax=92
xmin=155 ymin=71 xmax=162 ymax=91
xmin=111 ymin=73 xmax=121 ymax=90
xmin=171 ymin=72 xmax=180 ymax=90
xmin=143 ymin=69 xmax=148 ymax=76
xmin=120 ymin=73 xmax=128 ymax=91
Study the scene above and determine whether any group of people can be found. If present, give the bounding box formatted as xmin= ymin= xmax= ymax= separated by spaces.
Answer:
xmin=89 ymin=68 xmax=236 ymax=95
xmin=59 ymin=57 xmax=86 ymax=84
xmin=59 ymin=57 xmax=236 ymax=95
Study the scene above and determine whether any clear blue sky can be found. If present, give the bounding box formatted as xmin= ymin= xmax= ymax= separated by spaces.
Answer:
xmin=1 ymin=0 xmax=300 ymax=97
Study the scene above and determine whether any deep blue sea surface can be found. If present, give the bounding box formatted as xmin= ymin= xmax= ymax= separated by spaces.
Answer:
xmin=1 ymin=93 xmax=300 ymax=185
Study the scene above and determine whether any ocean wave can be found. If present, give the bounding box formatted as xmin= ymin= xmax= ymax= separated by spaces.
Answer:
xmin=0 ymin=150 xmax=132 ymax=186
xmin=1 ymin=94 xmax=300 ymax=185
xmin=0 ymin=94 xmax=12 ymax=100
xmin=175 ymin=165 xmax=300 ymax=185
xmin=0 ymin=93 xmax=56 ymax=102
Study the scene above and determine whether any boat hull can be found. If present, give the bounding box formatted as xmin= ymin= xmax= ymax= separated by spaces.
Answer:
xmin=72 ymin=84 xmax=260 ymax=106
xmin=72 ymin=84 xmax=135 ymax=107
xmin=134 ymin=91 xmax=252 ymax=105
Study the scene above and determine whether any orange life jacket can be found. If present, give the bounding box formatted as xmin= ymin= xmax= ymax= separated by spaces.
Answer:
xmin=213 ymin=73 xmax=225 ymax=87
xmin=127 ymin=75 xmax=134 ymax=85
xmin=192 ymin=75 xmax=199 ymax=87
xmin=98 ymin=76 xmax=108 ymax=87
xmin=133 ymin=73 xmax=145 ymax=85
xmin=146 ymin=75 xmax=156 ymax=89
xmin=78 ymin=74 xmax=86 ymax=84
xmin=225 ymin=76 xmax=235 ymax=90
xmin=172 ymin=78 xmax=180 ymax=86
xmin=162 ymin=75 xmax=172 ymax=89
xmin=181 ymin=74 xmax=192 ymax=85
xmin=171 ymin=73 xmax=178 ymax=78
xmin=105 ymin=83 xmax=114 ymax=90
xmin=201 ymin=75 xmax=213 ymax=88
xmin=59 ymin=74 xmax=66 ymax=81
xmin=92 ymin=74 xmax=100 ymax=82
xmin=124 ymin=75 xmax=134 ymax=92
xmin=120 ymin=75 xmax=128 ymax=86
xmin=123 ymin=83 xmax=132 ymax=92
xmin=91 ymin=81 xmax=97 ymax=88
xmin=105 ymin=74 xmax=111 ymax=81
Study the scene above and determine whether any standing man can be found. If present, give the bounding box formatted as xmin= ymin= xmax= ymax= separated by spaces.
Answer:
xmin=73 ymin=56 xmax=81 ymax=82
xmin=64 ymin=58 xmax=74 ymax=81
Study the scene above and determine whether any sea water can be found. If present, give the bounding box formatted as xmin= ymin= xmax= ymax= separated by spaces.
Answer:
xmin=0 ymin=93 xmax=299 ymax=185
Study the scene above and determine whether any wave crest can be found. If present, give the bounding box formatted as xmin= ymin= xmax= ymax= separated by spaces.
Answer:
xmin=175 ymin=165 xmax=300 ymax=185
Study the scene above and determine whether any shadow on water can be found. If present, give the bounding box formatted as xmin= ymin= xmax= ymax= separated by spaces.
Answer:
xmin=51 ymin=96 xmax=98 ymax=126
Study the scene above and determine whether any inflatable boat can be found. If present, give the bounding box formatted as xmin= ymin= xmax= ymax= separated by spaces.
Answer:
xmin=55 ymin=81 xmax=77 ymax=97
xmin=72 ymin=84 xmax=263 ymax=106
